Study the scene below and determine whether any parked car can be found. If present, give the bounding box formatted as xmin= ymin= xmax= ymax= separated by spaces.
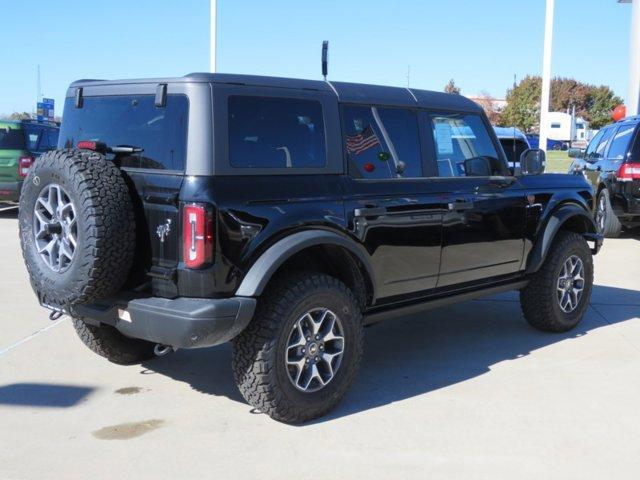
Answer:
xmin=526 ymin=134 xmax=567 ymax=151
xmin=0 ymin=119 xmax=59 ymax=206
xmin=494 ymin=126 xmax=531 ymax=173
xmin=19 ymin=73 xmax=601 ymax=423
xmin=568 ymin=116 xmax=640 ymax=237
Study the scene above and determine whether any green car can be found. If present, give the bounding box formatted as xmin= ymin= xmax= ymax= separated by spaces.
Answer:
xmin=0 ymin=120 xmax=59 ymax=206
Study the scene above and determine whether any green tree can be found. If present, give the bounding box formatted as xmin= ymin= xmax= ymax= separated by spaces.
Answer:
xmin=588 ymin=85 xmax=623 ymax=129
xmin=502 ymin=76 xmax=622 ymax=132
xmin=501 ymin=75 xmax=540 ymax=132
xmin=444 ymin=79 xmax=460 ymax=95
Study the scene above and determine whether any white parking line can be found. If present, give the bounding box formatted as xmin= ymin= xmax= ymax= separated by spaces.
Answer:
xmin=0 ymin=317 xmax=67 ymax=358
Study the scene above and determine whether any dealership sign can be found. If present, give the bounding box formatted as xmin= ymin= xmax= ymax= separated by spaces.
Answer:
xmin=37 ymin=98 xmax=55 ymax=122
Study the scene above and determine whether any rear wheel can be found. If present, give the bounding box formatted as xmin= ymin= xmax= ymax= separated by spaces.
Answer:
xmin=232 ymin=272 xmax=363 ymax=423
xmin=72 ymin=318 xmax=156 ymax=365
xmin=520 ymin=231 xmax=593 ymax=332
xmin=595 ymin=188 xmax=622 ymax=238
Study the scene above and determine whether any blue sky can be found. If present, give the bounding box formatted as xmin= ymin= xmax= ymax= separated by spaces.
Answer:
xmin=1 ymin=0 xmax=633 ymax=115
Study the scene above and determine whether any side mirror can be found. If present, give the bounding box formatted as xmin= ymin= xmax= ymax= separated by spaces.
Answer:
xmin=464 ymin=156 xmax=492 ymax=177
xmin=520 ymin=148 xmax=546 ymax=175
xmin=568 ymin=148 xmax=584 ymax=158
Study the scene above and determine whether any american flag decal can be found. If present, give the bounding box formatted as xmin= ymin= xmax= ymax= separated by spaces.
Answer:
xmin=346 ymin=125 xmax=380 ymax=155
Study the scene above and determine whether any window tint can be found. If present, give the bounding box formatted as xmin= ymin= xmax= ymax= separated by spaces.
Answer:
xmin=430 ymin=113 xmax=505 ymax=177
xmin=0 ymin=124 xmax=25 ymax=150
xmin=588 ymin=127 xmax=615 ymax=161
xmin=23 ymin=125 xmax=59 ymax=152
xmin=229 ymin=96 xmax=326 ymax=169
xmin=342 ymin=105 xmax=421 ymax=179
xmin=585 ymin=129 xmax=605 ymax=157
xmin=499 ymin=138 xmax=529 ymax=166
xmin=59 ymin=95 xmax=188 ymax=171
xmin=607 ymin=124 xmax=635 ymax=160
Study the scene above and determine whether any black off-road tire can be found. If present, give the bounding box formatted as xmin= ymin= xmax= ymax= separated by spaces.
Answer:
xmin=19 ymin=149 xmax=135 ymax=309
xmin=72 ymin=318 xmax=156 ymax=365
xmin=232 ymin=272 xmax=363 ymax=423
xmin=596 ymin=188 xmax=622 ymax=238
xmin=520 ymin=231 xmax=593 ymax=332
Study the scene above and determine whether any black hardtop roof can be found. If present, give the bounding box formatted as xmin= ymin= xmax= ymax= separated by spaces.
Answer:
xmin=69 ymin=73 xmax=481 ymax=111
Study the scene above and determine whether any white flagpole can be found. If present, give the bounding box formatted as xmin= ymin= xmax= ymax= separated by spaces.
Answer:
xmin=628 ymin=0 xmax=640 ymax=116
xmin=210 ymin=0 xmax=217 ymax=73
xmin=539 ymin=0 xmax=554 ymax=153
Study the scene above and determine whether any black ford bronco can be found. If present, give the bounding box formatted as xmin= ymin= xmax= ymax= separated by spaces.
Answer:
xmin=19 ymin=73 xmax=602 ymax=423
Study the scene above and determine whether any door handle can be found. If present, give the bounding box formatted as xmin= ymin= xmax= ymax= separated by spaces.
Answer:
xmin=448 ymin=200 xmax=474 ymax=211
xmin=354 ymin=206 xmax=387 ymax=218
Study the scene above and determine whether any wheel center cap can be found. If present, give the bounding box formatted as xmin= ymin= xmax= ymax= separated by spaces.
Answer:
xmin=307 ymin=342 xmax=318 ymax=356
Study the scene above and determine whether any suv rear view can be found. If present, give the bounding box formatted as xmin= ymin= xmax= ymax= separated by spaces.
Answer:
xmin=18 ymin=73 xmax=600 ymax=423
xmin=0 ymin=120 xmax=59 ymax=205
xmin=569 ymin=116 xmax=640 ymax=236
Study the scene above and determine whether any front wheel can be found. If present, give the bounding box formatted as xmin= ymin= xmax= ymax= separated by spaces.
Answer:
xmin=520 ymin=231 xmax=593 ymax=332
xmin=232 ymin=272 xmax=363 ymax=423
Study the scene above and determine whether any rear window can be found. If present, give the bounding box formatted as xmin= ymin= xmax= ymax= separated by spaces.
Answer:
xmin=228 ymin=96 xmax=326 ymax=169
xmin=59 ymin=95 xmax=188 ymax=171
xmin=0 ymin=125 xmax=26 ymax=150
xmin=23 ymin=125 xmax=59 ymax=152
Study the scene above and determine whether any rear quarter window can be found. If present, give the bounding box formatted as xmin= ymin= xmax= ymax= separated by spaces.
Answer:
xmin=0 ymin=125 xmax=26 ymax=150
xmin=59 ymin=94 xmax=188 ymax=171
xmin=228 ymin=96 xmax=326 ymax=169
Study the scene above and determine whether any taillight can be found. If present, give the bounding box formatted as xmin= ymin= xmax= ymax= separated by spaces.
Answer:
xmin=183 ymin=203 xmax=214 ymax=269
xmin=617 ymin=162 xmax=640 ymax=181
xmin=18 ymin=156 xmax=34 ymax=177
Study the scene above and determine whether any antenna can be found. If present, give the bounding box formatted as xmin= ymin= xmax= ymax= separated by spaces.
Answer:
xmin=322 ymin=41 xmax=328 ymax=80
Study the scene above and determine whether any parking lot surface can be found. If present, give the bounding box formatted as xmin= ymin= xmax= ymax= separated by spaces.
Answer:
xmin=1 ymin=209 xmax=639 ymax=479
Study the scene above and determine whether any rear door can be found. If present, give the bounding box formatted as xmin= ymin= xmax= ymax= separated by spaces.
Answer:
xmin=342 ymin=105 xmax=444 ymax=301
xmin=426 ymin=111 xmax=526 ymax=287
xmin=58 ymin=92 xmax=189 ymax=294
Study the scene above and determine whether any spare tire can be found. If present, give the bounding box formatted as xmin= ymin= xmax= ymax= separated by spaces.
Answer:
xmin=19 ymin=148 xmax=135 ymax=309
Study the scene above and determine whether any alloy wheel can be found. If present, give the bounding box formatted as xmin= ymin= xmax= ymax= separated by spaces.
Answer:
xmin=285 ymin=307 xmax=345 ymax=393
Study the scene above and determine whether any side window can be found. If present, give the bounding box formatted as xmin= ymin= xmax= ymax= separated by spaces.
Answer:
xmin=585 ymin=129 xmax=605 ymax=158
xmin=430 ymin=113 xmax=505 ymax=177
xmin=228 ymin=96 xmax=326 ymax=169
xmin=342 ymin=105 xmax=421 ymax=179
xmin=588 ymin=127 xmax=615 ymax=161
xmin=607 ymin=124 xmax=636 ymax=160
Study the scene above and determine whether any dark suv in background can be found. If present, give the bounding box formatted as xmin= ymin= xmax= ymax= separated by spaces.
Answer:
xmin=0 ymin=119 xmax=59 ymax=206
xmin=569 ymin=116 xmax=640 ymax=237
xmin=19 ymin=73 xmax=600 ymax=423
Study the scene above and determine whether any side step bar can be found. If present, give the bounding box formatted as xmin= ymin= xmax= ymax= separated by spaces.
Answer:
xmin=364 ymin=280 xmax=528 ymax=325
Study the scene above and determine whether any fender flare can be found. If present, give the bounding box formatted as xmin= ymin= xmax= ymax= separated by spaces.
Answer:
xmin=235 ymin=229 xmax=377 ymax=299
xmin=525 ymin=204 xmax=599 ymax=274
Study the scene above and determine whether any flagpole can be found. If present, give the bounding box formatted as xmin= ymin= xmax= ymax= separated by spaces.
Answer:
xmin=539 ymin=0 xmax=555 ymax=153
xmin=210 ymin=0 xmax=217 ymax=73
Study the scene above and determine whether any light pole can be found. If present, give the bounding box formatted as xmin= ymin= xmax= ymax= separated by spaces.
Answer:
xmin=539 ymin=0 xmax=555 ymax=153
xmin=210 ymin=0 xmax=217 ymax=73
xmin=619 ymin=0 xmax=640 ymax=116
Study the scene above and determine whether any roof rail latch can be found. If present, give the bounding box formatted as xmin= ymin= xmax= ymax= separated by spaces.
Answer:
xmin=155 ymin=83 xmax=167 ymax=108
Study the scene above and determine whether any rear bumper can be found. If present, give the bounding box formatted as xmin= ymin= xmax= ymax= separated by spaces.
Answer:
xmin=0 ymin=180 xmax=22 ymax=203
xmin=73 ymin=295 xmax=256 ymax=349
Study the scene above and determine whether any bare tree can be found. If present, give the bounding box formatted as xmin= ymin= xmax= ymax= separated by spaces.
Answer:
xmin=444 ymin=79 xmax=461 ymax=95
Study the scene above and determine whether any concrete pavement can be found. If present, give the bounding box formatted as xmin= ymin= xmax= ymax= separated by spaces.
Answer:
xmin=1 ymin=208 xmax=639 ymax=479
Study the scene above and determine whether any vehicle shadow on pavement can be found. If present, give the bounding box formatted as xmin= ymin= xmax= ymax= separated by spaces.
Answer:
xmin=0 ymin=209 xmax=18 ymax=221
xmin=143 ymin=283 xmax=640 ymax=424
xmin=0 ymin=383 xmax=93 ymax=408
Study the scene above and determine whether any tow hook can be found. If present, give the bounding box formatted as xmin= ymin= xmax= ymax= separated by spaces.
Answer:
xmin=153 ymin=344 xmax=176 ymax=357
xmin=49 ymin=310 xmax=64 ymax=321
